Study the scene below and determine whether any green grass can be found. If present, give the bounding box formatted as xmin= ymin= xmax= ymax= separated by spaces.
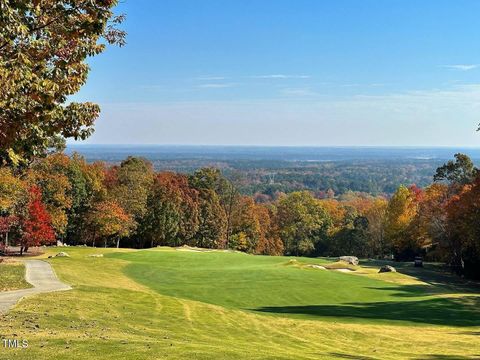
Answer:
xmin=0 ymin=262 xmax=31 ymax=291
xmin=0 ymin=247 xmax=479 ymax=359
xmin=110 ymin=250 xmax=480 ymax=327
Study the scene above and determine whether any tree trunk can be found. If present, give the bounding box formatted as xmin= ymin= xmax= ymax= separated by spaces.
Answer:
xmin=104 ymin=238 xmax=107 ymax=248
xmin=116 ymin=237 xmax=120 ymax=248
xmin=225 ymin=185 xmax=237 ymax=249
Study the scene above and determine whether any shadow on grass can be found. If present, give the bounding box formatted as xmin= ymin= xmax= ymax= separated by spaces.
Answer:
xmin=329 ymin=352 xmax=377 ymax=360
xmin=365 ymin=284 xmax=443 ymax=298
xmin=456 ymin=331 xmax=480 ymax=336
xmin=361 ymin=260 xmax=480 ymax=294
xmin=253 ymin=296 xmax=480 ymax=326
xmin=413 ymin=355 xmax=480 ymax=359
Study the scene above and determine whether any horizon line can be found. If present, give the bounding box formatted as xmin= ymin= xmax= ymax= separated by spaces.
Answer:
xmin=66 ymin=143 xmax=480 ymax=149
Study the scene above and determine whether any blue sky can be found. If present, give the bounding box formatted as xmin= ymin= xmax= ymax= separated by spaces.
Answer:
xmin=73 ymin=0 xmax=480 ymax=146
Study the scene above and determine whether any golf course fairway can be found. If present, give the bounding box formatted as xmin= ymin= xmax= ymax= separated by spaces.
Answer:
xmin=0 ymin=247 xmax=479 ymax=359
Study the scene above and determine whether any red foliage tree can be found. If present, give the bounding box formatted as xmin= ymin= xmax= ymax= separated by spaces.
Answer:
xmin=20 ymin=186 xmax=56 ymax=254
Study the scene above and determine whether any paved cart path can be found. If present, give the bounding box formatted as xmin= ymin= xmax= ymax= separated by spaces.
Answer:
xmin=0 ymin=260 xmax=71 ymax=313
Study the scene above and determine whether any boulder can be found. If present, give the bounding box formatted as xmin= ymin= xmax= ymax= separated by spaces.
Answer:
xmin=339 ymin=256 xmax=359 ymax=266
xmin=379 ymin=265 xmax=396 ymax=273
xmin=55 ymin=252 xmax=69 ymax=257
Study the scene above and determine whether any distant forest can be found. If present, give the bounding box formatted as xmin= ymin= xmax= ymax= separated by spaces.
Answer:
xmin=221 ymin=160 xmax=441 ymax=196
xmin=70 ymin=155 xmax=446 ymax=197
xmin=66 ymin=146 xmax=479 ymax=197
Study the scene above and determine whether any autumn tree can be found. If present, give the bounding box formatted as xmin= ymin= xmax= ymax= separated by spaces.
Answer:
xmin=276 ymin=191 xmax=331 ymax=256
xmin=384 ymin=185 xmax=421 ymax=259
xmin=141 ymin=172 xmax=199 ymax=248
xmin=87 ymin=200 xmax=134 ymax=248
xmin=445 ymin=183 xmax=477 ymax=276
xmin=365 ymin=198 xmax=388 ymax=257
xmin=65 ymin=155 xmax=107 ymax=244
xmin=0 ymin=167 xmax=27 ymax=250
xmin=0 ymin=0 xmax=125 ymax=165
xmin=0 ymin=167 xmax=26 ymax=212
xmin=20 ymin=186 xmax=56 ymax=254
xmin=410 ymin=183 xmax=449 ymax=256
xmin=109 ymin=157 xmax=154 ymax=228
xmin=28 ymin=155 xmax=73 ymax=238
xmin=254 ymin=204 xmax=284 ymax=255
xmin=320 ymin=199 xmax=347 ymax=236
xmin=230 ymin=196 xmax=260 ymax=252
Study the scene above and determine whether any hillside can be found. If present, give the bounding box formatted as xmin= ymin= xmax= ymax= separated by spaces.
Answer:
xmin=0 ymin=247 xmax=478 ymax=359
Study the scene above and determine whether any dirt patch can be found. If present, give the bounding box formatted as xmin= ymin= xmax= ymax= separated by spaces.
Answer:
xmin=307 ymin=264 xmax=327 ymax=270
xmin=175 ymin=245 xmax=214 ymax=253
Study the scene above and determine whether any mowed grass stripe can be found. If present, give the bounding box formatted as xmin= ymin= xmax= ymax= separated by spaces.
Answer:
xmin=109 ymin=249 xmax=480 ymax=327
xmin=0 ymin=247 xmax=478 ymax=359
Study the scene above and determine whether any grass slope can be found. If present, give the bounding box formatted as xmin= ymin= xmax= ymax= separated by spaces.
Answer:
xmin=0 ymin=247 xmax=478 ymax=360
xmin=111 ymin=249 xmax=480 ymax=327
xmin=0 ymin=262 xmax=32 ymax=291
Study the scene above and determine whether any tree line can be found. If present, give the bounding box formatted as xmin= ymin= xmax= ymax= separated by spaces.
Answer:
xmin=1 ymin=152 xmax=479 ymax=278
xmin=2 ymin=2 xmax=479 ymax=279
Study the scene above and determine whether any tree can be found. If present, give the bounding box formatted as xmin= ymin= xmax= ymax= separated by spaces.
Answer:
xmin=28 ymin=155 xmax=73 ymax=238
xmin=0 ymin=1 xmax=125 ymax=165
xmin=276 ymin=191 xmax=331 ymax=256
xmin=320 ymin=199 xmax=347 ymax=236
xmin=64 ymin=155 xmax=107 ymax=245
xmin=0 ymin=167 xmax=27 ymax=251
xmin=445 ymin=182 xmax=479 ymax=277
xmin=0 ymin=167 xmax=26 ymax=213
xmin=254 ymin=204 xmax=284 ymax=256
xmin=87 ymin=200 xmax=134 ymax=248
xmin=141 ymin=172 xmax=199 ymax=248
xmin=0 ymin=215 xmax=18 ymax=253
xmin=109 ymin=157 xmax=154 ymax=223
xmin=365 ymin=198 xmax=388 ymax=257
xmin=230 ymin=196 xmax=260 ymax=252
xmin=384 ymin=185 xmax=421 ymax=259
xmin=434 ymin=153 xmax=477 ymax=186
xmin=221 ymin=172 xmax=243 ymax=249
xmin=189 ymin=169 xmax=227 ymax=248
xmin=411 ymin=183 xmax=449 ymax=255
xmin=20 ymin=186 xmax=56 ymax=254
xmin=330 ymin=215 xmax=369 ymax=257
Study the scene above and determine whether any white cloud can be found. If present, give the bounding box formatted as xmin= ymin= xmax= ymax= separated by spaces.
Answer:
xmin=340 ymin=83 xmax=386 ymax=88
xmin=442 ymin=64 xmax=479 ymax=71
xmin=251 ymin=74 xmax=310 ymax=79
xmin=197 ymin=83 xmax=236 ymax=88
xmin=280 ymin=87 xmax=320 ymax=96
xmin=196 ymin=76 xmax=227 ymax=81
